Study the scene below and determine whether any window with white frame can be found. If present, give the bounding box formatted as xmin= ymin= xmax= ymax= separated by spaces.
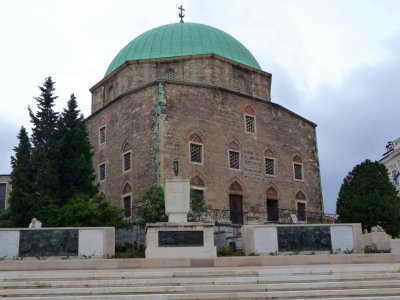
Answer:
xmin=99 ymin=163 xmax=106 ymax=181
xmin=293 ymin=163 xmax=303 ymax=180
xmin=265 ymin=157 xmax=275 ymax=176
xmin=245 ymin=115 xmax=255 ymax=133
xmin=99 ymin=126 xmax=106 ymax=144
xmin=190 ymin=143 xmax=202 ymax=164
xmin=123 ymin=151 xmax=132 ymax=172
xmin=122 ymin=194 xmax=132 ymax=218
xmin=229 ymin=150 xmax=240 ymax=169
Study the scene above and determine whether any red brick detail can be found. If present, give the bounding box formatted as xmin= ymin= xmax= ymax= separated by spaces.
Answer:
xmin=229 ymin=181 xmax=243 ymax=192
xmin=228 ymin=140 xmax=240 ymax=150
xmin=243 ymin=104 xmax=256 ymax=116
xmin=190 ymin=176 xmax=205 ymax=187
xmin=264 ymin=148 xmax=274 ymax=157
xmin=122 ymin=183 xmax=132 ymax=194
xmin=295 ymin=191 xmax=306 ymax=200
xmin=293 ymin=155 xmax=303 ymax=163
xmin=266 ymin=186 xmax=278 ymax=197
xmin=189 ymin=133 xmax=203 ymax=143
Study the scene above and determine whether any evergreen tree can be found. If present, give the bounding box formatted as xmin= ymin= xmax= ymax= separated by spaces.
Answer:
xmin=57 ymin=94 xmax=97 ymax=203
xmin=8 ymin=77 xmax=125 ymax=228
xmin=336 ymin=159 xmax=400 ymax=236
xmin=8 ymin=127 xmax=34 ymax=226
xmin=28 ymin=77 xmax=61 ymax=219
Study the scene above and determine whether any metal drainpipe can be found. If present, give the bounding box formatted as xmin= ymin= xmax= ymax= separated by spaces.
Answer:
xmin=155 ymin=82 xmax=164 ymax=186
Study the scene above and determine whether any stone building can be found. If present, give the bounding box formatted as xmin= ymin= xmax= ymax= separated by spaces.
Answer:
xmin=86 ymin=21 xmax=323 ymax=224
xmin=0 ymin=175 xmax=11 ymax=210
xmin=380 ymin=138 xmax=400 ymax=194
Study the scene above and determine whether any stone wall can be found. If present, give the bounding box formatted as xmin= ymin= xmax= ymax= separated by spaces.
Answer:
xmin=86 ymin=55 xmax=322 ymax=222
xmin=90 ymin=55 xmax=271 ymax=113
xmin=161 ymin=82 xmax=322 ymax=215
xmin=86 ymin=85 xmax=158 ymax=206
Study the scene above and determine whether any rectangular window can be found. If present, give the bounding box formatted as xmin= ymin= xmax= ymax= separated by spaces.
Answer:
xmin=294 ymin=163 xmax=303 ymax=180
xmin=297 ymin=202 xmax=306 ymax=222
xmin=99 ymin=163 xmax=106 ymax=181
xmin=245 ymin=115 xmax=255 ymax=133
xmin=266 ymin=199 xmax=279 ymax=222
xmin=99 ymin=126 xmax=106 ymax=144
xmin=229 ymin=150 xmax=240 ymax=169
xmin=123 ymin=195 xmax=132 ymax=218
xmin=190 ymin=143 xmax=202 ymax=163
xmin=0 ymin=183 xmax=6 ymax=209
xmin=192 ymin=189 xmax=204 ymax=203
xmin=265 ymin=158 xmax=275 ymax=176
xmin=123 ymin=151 xmax=131 ymax=172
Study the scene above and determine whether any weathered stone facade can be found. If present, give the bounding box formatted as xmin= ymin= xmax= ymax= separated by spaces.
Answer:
xmin=86 ymin=53 xmax=323 ymax=224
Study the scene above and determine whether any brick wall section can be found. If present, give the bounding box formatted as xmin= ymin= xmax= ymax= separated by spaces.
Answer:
xmin=161 ymin=82 xmax=321 ymax=216
xmin=87 ymin=55 xmax=322 ymax=221
xmin=90 ymin=55 xmax=271 ymax=113
xmin=86 ymin=85 xmax=158 ymax=206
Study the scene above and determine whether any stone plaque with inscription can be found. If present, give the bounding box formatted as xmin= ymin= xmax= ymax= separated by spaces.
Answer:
xmin=278 ymin=226 xmax=331 ymax=252
xmin=244 ymin=150 xmax=262 ymax=182
xmin=19 ymin=229 xmax=78 ymax=257
xmin=158 ymin=231 xmax=204 ymax=247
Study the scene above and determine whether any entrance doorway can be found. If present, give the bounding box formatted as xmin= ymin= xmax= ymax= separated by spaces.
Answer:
xmin=229 ymin=194 xmax=243 ymax=224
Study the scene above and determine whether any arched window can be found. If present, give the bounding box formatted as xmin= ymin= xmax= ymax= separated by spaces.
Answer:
xmin=189 ymin=133 xmax=203 ymax=164
xmin=243 ymin=105 xmax=256 ymax=134
xmin=98 ymin=154 xmax=106 ymax=182
xmin=122 ymin=142 xmax=132 ymax=173
xmin=266 ymin=186 xmax=279 ymax=222
xmin=229 ymin=181 xmax=243 ymax=224
xmin=190 ymin=175 xmax=205 ymax=203
xmin=264 ymin=147 xmax=275 ymax=176
xmin=122 ymin=183 xmax=132 ymax=218
xmin=295 ymin=191 xmax=307 ymax=222
xmin=228 ymin=141 xmax=240 ymax=170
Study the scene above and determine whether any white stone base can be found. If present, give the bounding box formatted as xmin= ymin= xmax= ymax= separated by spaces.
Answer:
xmin=145 ymin=222 xmax=217 ymax=258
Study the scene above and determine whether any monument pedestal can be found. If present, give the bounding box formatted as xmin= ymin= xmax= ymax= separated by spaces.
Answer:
xmin=145 ymin=222 xmax=217 ymax=258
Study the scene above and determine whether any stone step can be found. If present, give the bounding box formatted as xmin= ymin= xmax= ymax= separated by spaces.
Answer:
xmin=2 ymin=274 xmax=400 ymax=289
xmin=2 ymin=281 xmax=400 ymax=297
xmin=4 ymin=289 xmax=400 ymax=300
xmin=2 ymin=264 xmax=400 ymax=299
xmin=2 ymin=263 xmax=400 ymax=281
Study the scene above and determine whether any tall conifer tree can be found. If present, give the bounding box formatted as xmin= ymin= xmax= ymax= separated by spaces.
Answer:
xmin=9 ymin=127 xmax=34 ymax=226
xmin=28 ymin=77 xmax=61 ymax=218
xmin=57 ymin=94 xmax=97 ymax=203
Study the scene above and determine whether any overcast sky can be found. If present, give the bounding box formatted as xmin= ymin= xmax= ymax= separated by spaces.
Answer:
xmin=1 ymin=0 xmax=399 ymax=214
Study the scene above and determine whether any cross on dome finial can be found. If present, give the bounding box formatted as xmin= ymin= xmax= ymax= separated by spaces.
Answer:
xmin=178 ymin=5 xmax=185 ymax=23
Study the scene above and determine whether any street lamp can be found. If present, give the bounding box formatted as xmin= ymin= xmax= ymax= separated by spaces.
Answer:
xmin=173 ymin=157 xmax=179 ymax=176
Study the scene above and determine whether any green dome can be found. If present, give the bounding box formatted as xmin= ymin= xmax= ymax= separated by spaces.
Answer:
xmin=105 ymin=22 xmax=261 ymax=76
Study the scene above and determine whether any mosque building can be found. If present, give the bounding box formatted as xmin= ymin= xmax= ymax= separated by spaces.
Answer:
xmin=86 ymin=13 xmax=323 ymax=224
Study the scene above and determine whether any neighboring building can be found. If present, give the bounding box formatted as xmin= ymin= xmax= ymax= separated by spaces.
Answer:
xmin=0 ymin=175 xmax=11 ymax=209
xmin=380 ymin=138 xmax=400 ymax=193
xmin=86 ymin=21 xmax=323 ymax=224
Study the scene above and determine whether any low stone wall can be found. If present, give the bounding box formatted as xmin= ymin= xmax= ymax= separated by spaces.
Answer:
xmin=0 ymin=227 xmax=115 ymax=259
xmin=363 ymin=232 xmax=400 ymax=254
xmin=242 ymin=223 xmax=363 ymax=255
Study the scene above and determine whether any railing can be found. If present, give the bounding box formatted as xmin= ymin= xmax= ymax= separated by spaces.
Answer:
xmin=188 ymin=208 xmax=337 ymax=225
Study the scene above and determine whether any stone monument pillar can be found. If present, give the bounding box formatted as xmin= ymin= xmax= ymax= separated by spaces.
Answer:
xmin=164 ymin=177 xmax=190 ymax=223
xmin=145 ymin=174 xmax=216 ymax=259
